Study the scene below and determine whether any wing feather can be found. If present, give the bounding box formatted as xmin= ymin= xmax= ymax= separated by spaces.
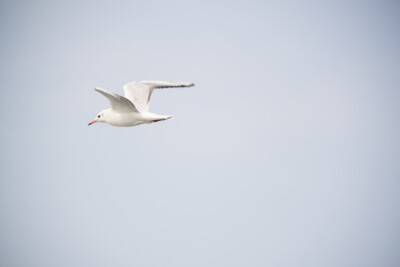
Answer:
xmin=95 ymin=87 xmax=138 ymax=113
xmin=123 ymin=81 xmax=194 ymax=112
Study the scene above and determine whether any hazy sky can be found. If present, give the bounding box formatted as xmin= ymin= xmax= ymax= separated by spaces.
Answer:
xmin=1 ymin=0 xmax=399 ymax=266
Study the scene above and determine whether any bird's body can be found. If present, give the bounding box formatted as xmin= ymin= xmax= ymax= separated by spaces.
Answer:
xmin=100 ymin=109 xmax=172 ymax=127
xmin=89 ymin=81 xmax=194 ymax=127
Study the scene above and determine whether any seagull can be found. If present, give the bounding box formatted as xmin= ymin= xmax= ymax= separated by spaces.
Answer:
xmin=89 ymin=81 xmax=194 ymax=127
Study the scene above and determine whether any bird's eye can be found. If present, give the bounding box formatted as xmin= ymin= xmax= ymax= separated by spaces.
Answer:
xmin=97 ymin=115 xmax=100 ymax=118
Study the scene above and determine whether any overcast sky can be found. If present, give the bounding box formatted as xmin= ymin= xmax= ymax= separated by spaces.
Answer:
xmin=1 ymin=0 xmax=399 ymax=266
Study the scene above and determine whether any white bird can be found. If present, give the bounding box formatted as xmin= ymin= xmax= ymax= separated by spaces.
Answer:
xmin=89 ymin=81 xmax=194 ymax=127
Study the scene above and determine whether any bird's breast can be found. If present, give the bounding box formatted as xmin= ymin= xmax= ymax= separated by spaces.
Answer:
xmin=107 ymin=112 xmax=145 ymax=127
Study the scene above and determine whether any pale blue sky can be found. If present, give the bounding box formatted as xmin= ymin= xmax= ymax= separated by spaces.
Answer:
xmin=1 ymin=0 xmax=399 ymax=266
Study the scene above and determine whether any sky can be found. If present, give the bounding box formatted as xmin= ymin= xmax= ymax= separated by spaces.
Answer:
xmin=0 ymin=0 xmax=399 ymax=266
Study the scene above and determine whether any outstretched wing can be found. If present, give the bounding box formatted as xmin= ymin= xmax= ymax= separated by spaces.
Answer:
xmin=95 ymin=87 xmax=138 ymax=113
xmin=123 ymin=81 xmax=194 ymax=112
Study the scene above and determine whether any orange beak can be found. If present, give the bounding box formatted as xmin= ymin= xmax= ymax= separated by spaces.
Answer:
xmin=88 ymin=120 xmax=97 ymax=126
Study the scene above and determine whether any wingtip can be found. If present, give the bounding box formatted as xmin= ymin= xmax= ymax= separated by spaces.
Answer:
xmin=185 ymin=83 xmax=195 ymax=87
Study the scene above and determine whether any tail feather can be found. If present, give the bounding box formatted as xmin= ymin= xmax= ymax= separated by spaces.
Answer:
xmin=150 ymin=115 xmax=173 ymax=123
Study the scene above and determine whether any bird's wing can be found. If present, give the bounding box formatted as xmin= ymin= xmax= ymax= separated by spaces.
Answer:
xmin=95 ymin=87 xmax=138 ymax=113
xmin=123 ymin=81 xmax=194 ymax=112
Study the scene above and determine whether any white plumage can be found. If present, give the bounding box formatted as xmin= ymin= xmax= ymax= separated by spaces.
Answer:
xmin=89 ymin=81 xmax=194 ymax=127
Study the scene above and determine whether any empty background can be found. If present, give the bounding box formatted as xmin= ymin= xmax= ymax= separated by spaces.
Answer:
xmin=1 ymin=0 xmax=399 ymax=266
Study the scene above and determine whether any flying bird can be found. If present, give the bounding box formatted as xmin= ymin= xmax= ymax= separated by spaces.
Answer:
xmin=89 ymin=81 xmax=194 ymax=127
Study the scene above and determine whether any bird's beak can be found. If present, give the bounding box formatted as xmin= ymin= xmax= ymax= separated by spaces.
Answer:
xmin=88 ymin=120 xmax=97 ymax=126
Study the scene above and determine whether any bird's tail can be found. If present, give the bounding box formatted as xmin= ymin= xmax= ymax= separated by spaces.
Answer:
xmin=149 ymin=115 xmax=173 ymax=123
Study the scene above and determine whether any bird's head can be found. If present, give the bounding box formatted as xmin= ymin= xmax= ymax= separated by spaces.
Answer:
xmin=88 ymin=109 xmax=108 ymax=125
